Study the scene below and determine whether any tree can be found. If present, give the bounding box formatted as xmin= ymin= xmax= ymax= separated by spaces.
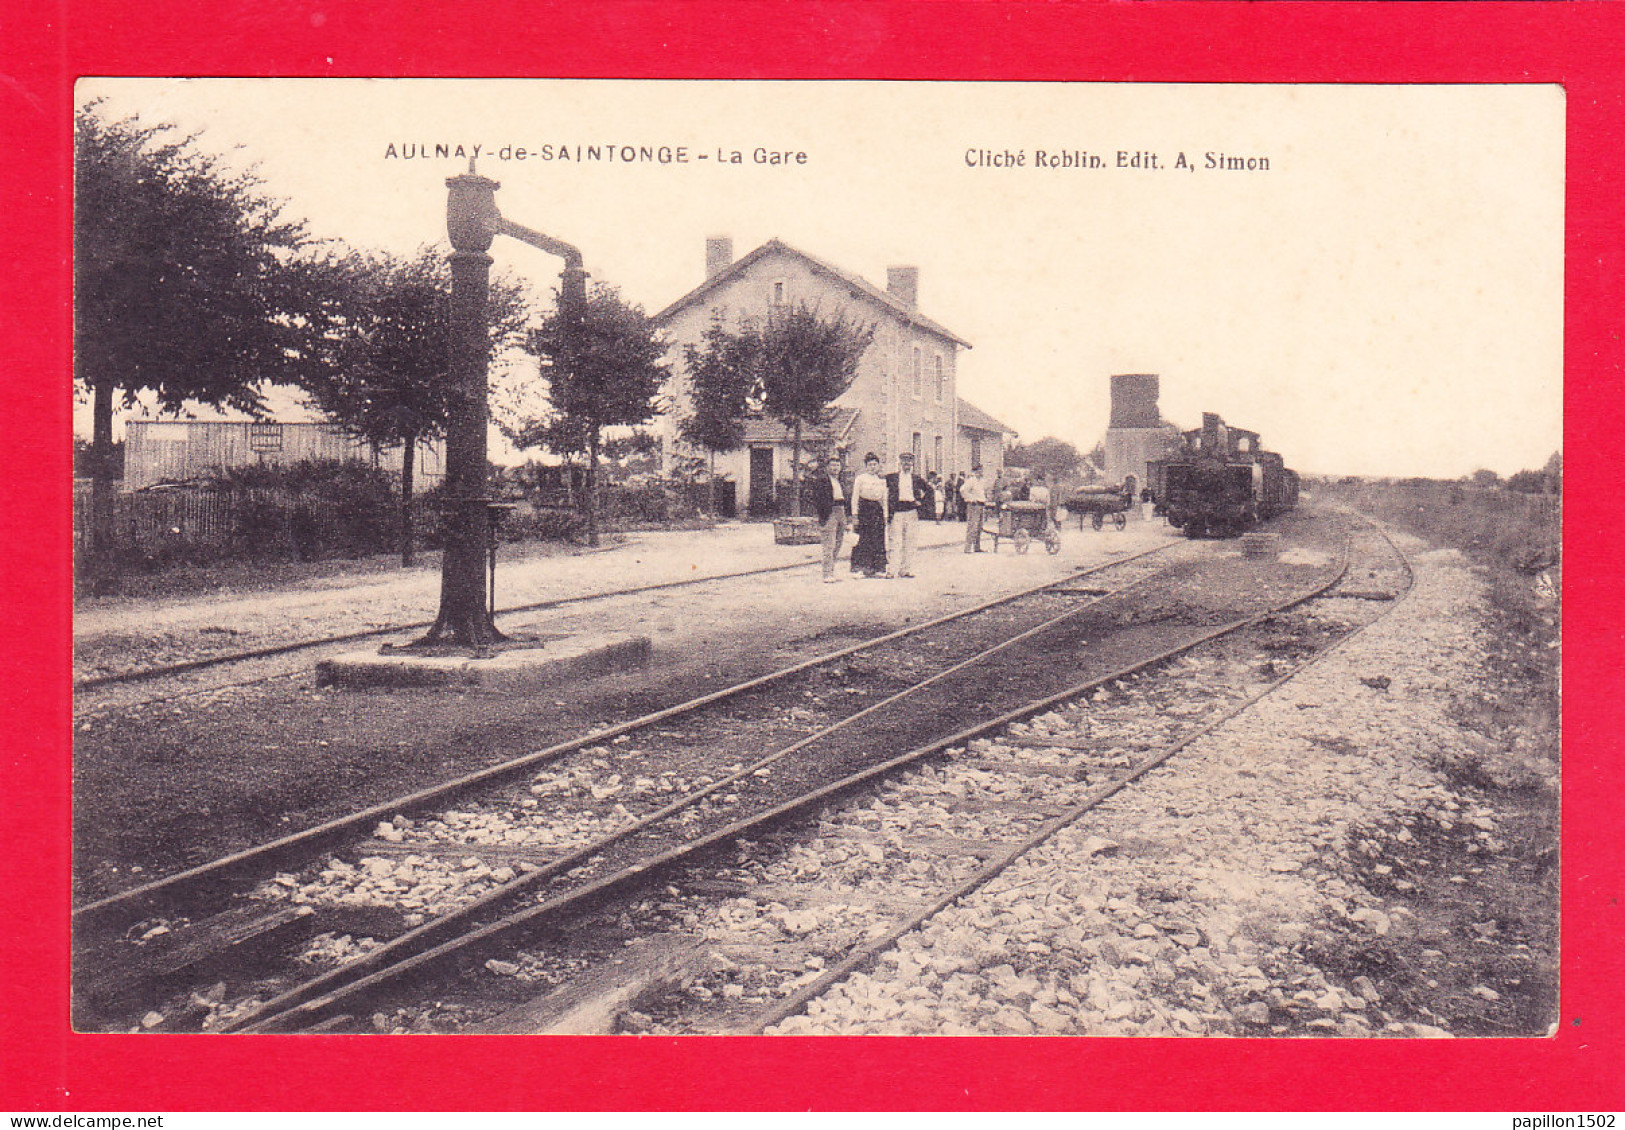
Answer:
xmin=676 ymin=305 xmax=873 ymax=518
xmin=757 ymin=304 xmax=875 ymax=517
xmin=1006 ymin=436 xmax=1084 ymax=483
xmin=511 ymin=283 xmax=668 ymax=547
xmin=1506 ymin=469 xmax=1546 ymax=494
xmin=1471 ymin=468 xmax=1502 ymax=488
xmin=673 ymin=305 xmax=873 ymax=518
xmin=678 ymin=313 xmax=761 ymax=514
xmin=1508 ymin=451 xmax=1564 ymax=496
xmin=73 ymin=437 xmax=122 ymax=480
xmin=75 ymin=101 xmax=318 ymax=574
xmin=298 ymin=247 xmax=530 ymax=565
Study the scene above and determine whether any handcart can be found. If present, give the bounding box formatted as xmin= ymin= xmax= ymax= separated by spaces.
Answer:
xmin=1064 ymin=486 xmax=1132 ymax=531
xmin=987 ymin=499 xmax=1061 ymax=554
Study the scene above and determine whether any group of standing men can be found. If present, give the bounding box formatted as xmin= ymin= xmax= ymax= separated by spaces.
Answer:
xmin=812 ymin=452 xmax=991 ymax=581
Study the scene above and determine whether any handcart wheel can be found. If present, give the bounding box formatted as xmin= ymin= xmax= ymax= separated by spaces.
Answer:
xmin=1091 ymin=511 xmax=1104 ymax=531
xmin=1046 ymin=531 xmax=1061 ymax=555
xmin=1112 ymin=511 xmax=1127 ymax=531
xmin=1015 ymin=529 xmax=1031 ymax=554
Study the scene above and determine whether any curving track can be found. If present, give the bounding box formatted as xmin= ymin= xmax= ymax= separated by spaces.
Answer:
xmin=73 ymin=542 xmax=1181 ymax=1030
xmin=76 ymin=511 xmax=1408 ymax=1035
xmin=272 ymin=511 xmax=1407 ymax=1035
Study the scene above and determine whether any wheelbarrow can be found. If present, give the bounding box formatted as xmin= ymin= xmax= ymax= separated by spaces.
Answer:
xmin=988 ymin=500 xmax=1061 ymax=554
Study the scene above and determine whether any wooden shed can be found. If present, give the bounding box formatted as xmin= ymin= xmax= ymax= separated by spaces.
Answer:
xmin=124 ymin=419 xmax=445 ymax=491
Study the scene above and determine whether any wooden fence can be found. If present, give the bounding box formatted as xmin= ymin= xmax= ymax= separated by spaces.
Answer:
xmin=73 ymin=476 xmax=725 ymax=565
xmin=75 ymin=482 xmax=253 ymax=555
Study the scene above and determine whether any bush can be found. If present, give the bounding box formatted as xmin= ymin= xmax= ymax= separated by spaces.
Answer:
xmin=598 ymin=482 xmax=677 ymax=524
xmin=494 ymin=503 xmax=586 ymax=545
xmin=215 ymin=461 xmax=400 ymax=561
xmin=74 ymin=461 xmax=406 ymax=579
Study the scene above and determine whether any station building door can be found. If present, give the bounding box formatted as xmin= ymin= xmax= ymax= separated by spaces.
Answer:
xmin=748 ymin=445 xmax=776 ymax=516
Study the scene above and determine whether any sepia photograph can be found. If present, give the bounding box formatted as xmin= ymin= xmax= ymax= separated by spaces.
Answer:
xmin=67 ymin=77 xmax=1565 ymax=1042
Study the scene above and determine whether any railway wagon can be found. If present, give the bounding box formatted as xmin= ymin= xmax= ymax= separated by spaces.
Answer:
xmin=1149 ymin=412 xmax=1297 ymax=538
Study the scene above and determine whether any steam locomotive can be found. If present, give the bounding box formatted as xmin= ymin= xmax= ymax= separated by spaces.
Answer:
xmin=1147 ymin=412 xmax=1298 ymax=538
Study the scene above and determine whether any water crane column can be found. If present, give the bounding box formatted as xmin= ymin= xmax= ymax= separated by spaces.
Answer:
xmin=414 ymin=163 xmax=585 ymax=650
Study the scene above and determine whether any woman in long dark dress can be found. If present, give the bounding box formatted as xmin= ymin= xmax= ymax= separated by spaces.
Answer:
xmin=850 ymin=452 xmax=889 ymax=577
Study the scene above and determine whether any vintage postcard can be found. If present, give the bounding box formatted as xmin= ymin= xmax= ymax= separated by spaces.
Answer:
xmin=31 ymin=26 xmax=1606 ymax=1108
xmin=69 ymin=75 xmax=1562 ymax=1041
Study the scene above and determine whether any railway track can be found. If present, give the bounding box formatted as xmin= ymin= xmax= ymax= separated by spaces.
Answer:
xmin=77 ymin=512 xmax=1404 ymax=1035
xmin=72 ymin=543 xmax=961 ymax=699
xmin=274 ymin=511 xmax=1403 ymax=1036
xmin=72 ymin=539 xmax=1184 ymax=1030
xmin=747 ymin=514 xmax=1412 ymax=1035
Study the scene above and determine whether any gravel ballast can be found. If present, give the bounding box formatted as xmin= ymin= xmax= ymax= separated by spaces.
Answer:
xmin=765 ymin=537 xmax=1556 ymax=1036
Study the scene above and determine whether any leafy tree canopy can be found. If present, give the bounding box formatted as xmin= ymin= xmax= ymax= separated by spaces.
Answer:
xmin=674 ymin=303 xmax=874 ymax=447
xmin=678 ymin=313 xmax=761 ymax=456
xmin=504 ymin=283 xmax=668 ymax=545
xmin=75 ymin=100 xmax=318 ymax=412
xmin=298 ymin=246 xmax=531 ymax=448
xmin=674 ymin=304 xmax=874 ymax=516
xmin=756 ymin=302 xmax=875 ymax=433
xmin=76 ymin=99 xmax=331 ymax=571
xmin=1005 ymin=436 xmax=1084 ymax=481
xmin=505 ymin=282 xmax=668 ymax=457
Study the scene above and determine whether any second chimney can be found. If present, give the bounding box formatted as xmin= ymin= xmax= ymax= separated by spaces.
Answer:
xmin=706 ymin=237 xmax=733 ymax=280
xmin=887 ymin=266 xmax=919 ymax=308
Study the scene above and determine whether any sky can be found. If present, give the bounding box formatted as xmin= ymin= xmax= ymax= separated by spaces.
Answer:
xmin=76 ymin=79 xmax=1564 ymax=478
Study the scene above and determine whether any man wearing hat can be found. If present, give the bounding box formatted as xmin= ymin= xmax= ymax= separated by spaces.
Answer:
xmin=885 ymin=451 xmax=930 ymax=578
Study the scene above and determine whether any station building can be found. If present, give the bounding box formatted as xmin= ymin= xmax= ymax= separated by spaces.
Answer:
xmin=653 ymin=237 xmax=1011 ymax=515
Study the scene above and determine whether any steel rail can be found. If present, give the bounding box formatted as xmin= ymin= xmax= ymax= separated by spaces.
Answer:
xmin=75 ymin=541 xmax=1177 ymax=926
xmin=74 ymin=549 xmax=848 ymax=693
xmin=233 ymin=535 xmax=1355 ymax=1033
xmin=74 ymin=536 xmax=983 ymax=694
xmin=750 ymin=516 xmax=1414 ymax=1031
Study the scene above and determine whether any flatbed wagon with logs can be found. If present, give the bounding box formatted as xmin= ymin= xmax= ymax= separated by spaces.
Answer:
xmin=1063 ymin=485 xmax=1133 ymax=531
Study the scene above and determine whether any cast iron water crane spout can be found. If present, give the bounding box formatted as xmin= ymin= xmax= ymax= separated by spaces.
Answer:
xmin=411 ymin=161 xmax=586 ymax=651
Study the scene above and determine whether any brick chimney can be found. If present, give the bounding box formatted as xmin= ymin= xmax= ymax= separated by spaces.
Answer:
xmin=705 ymin=237 xmax=733 ymax=280
xmin=887 ymin=266 xmax=919 ymax=308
